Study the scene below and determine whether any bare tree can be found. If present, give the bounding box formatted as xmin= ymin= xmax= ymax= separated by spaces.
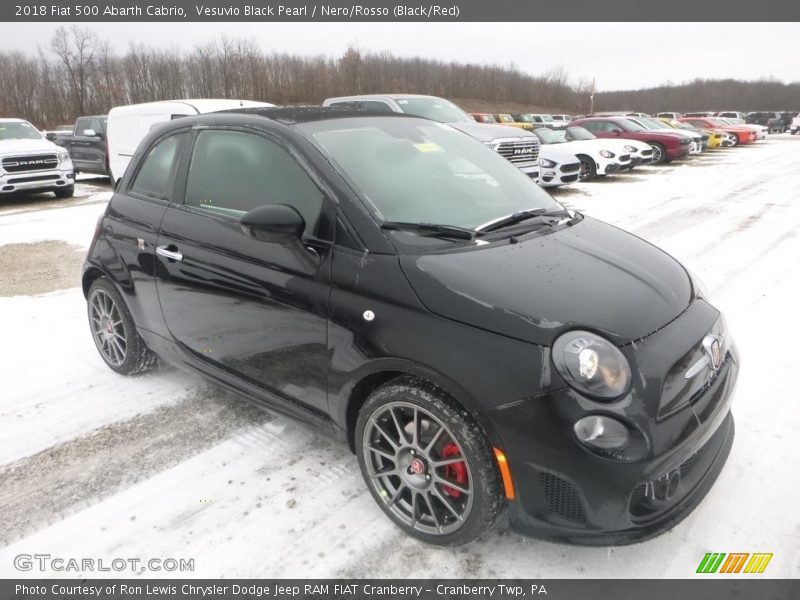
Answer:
xmin=49 ymin=26 xmax=101 ymax=115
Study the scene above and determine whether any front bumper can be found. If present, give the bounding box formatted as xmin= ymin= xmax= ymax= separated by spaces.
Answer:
xmin=540 ymin=162 xmax=580 ymax=187
xmin=0 ymin=167 xmax=74 ymax=194
xmin=487 ymin=308 xmax=739 ymax=545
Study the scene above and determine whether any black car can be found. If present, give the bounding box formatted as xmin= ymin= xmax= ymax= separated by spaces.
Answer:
xmin=83 ymin=107 xmax=738 ymax=546
xmin=745 ymin=111 xmax=785 ymax=133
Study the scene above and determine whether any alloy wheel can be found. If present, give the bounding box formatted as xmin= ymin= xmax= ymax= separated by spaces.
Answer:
xmin=650 ymin=144 xmax=663 ymax=163
xmin=362 ymin=401 xmax=474 ymax=536
xmin=89 ymin=288 xmax=127 ymax=366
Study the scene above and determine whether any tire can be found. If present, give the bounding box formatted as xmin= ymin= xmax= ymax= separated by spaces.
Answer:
xmin=649 ymin=142 xmax=667 ymax=164
xmin=54 ymin=184 xmax=74 ymax=198
xmin=577 ymin=155 xmax=597 ymax=181
xmin=355 ymin=377 xmax=506 ymax=546
xmin=87 ymin=277 xmax=157 ymax=375
xmin=729 ymin=134 xmax=739 ymax=147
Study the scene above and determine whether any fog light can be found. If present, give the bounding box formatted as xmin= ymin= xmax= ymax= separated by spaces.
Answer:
xmin=574 ymin=415 xmax=630 ymax=451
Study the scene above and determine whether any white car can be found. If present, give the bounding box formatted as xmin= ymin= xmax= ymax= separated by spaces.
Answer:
xmin=107 ymin=99 xmax=275 ymax=184
xmin=791 ymin=114 xmax=800 ymax=135
xmin=533 ymin=127 xmax=631 ymax=180
xmin=536 ymin=145 xmax=581 ymax=188
xmin=564 ymin=125 xmax=655 ymax=172
xmin=0 ymin=119 xmax=74 ymax=198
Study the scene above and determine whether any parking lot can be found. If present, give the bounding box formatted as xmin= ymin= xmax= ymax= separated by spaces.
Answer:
xmin=1 ymin=137 xmax=799 ymax=578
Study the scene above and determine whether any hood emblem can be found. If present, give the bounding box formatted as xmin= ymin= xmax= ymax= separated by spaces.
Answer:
xmin=684 ymin=334 xmax=724 ymax=379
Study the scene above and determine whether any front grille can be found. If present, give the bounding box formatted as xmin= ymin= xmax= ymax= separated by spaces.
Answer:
xmin=540 ymin=472 xmax=586 ymax=523
xmin=619 ymin=154 xmax=631 ymax=163
xmin=560 ymin=162 xmax=580 ymax=173
xmin=641 ymin=149 xmax=653 ymax=157
xmin=629 ymin=451 xmax=703 ymax=520
xmin=495 ymin=140 xmax=539 ymax=168
xmin=2 ymin=154 xmax=58 ymax=173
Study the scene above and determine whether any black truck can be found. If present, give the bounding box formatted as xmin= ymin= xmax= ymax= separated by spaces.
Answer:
xmin=48 ymin=115 xmax=110 ymax=177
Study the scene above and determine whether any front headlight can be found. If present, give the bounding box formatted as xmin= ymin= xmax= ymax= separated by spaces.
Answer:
xmin=624 ymin=145 xmax=637 ymax=152
xmin=552 ymin=331 xmax=631 ymax=400
xmin=58 ymin=150 xmax=70 ymax=165
xmin=599 ymin=150 xmax=615 ymax=158
xmin=539 ymin=158 xmax=556 ymax=168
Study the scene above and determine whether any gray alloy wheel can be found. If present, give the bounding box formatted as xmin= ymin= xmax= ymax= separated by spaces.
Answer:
xmin=87 ymin=278 xmax=157 ymax=375
xmin=356 ymin=379 xmax=506 ymax=545
xmin=649 ymin=142 xmax=666 ymax=164
xmin=89 ymin=287 xmax=127 ymax=366
xmin=362 ymin=400 xmax=474 ymax=536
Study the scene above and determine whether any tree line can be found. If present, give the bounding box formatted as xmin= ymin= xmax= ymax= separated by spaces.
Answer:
xmin=0 ymin=26 xmax=591 ymax=128
xmin=2 ymin=26 xmax=797 ymax=128
xmin=595 ymin=78 xmax=800 ymax=113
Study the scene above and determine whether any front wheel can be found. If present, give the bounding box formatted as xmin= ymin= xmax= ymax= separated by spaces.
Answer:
xmin=577 ymin=155 xmax=597 ymax=181
xmin=54 ymin=184 xmax=74 ymax=198
xmin=649 ymin=142 xmax=667 ymax=164
xmin=87 ymin=278 xmax=157 ymax=375
xmin=355 ymin=378 xmax=506 ymax=546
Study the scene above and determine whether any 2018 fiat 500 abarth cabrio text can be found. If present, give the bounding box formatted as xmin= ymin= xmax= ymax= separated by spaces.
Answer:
xmin=83 ymin=108 xmax=738 ymax=546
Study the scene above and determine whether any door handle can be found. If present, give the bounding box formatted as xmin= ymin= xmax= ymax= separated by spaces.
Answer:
xmin=156 ymin=245 xmax=183 ymax=261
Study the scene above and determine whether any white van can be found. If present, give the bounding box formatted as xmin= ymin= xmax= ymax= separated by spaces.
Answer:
xmin=107 ymin=99 xmax=275 ymax=183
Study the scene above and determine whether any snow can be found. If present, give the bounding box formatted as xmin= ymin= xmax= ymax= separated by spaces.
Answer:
xmin=1 ymin=138 xmax=799 ymax=578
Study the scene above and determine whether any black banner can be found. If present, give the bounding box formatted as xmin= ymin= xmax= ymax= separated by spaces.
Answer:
xmin=3 ymin=580 xmax=800 ymax=600
xmin=3 ymin=0 xmax=800 ymax=22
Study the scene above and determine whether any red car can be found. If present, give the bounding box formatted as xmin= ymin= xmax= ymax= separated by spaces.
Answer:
xmin=470 ymin=113 xmax=498 ymax=124
xmin=678 ymin=117 xmax=756 ymax=146
xmin=570 ymin=116 xmax=691 ymax=164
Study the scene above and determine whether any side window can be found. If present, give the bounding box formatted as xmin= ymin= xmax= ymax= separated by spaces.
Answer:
xmin=184 ymin=130 xmax=326 ymax=237
xmin=76 ymin=118 xmax=90 ymax=134
xmin=130 ymin=133 xmax=184 ymax=200
xmin=361 ymin=101 xmax=394 ymax=113
xmin=329 ymin=101 xmax=360 ymax=109
xmin=582 ymin=122 xmax=599 ymax=132
xmin=89 ymin=119 xmax=103 ymax=134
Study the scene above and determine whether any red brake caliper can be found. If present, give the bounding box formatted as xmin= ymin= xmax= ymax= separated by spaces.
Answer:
xmin=441 ymin=442 xmax=467 ymax=498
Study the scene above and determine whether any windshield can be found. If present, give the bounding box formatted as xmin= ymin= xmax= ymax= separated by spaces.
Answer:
xmin=641 ymin=118 xmax=669 ymax=129
xmin=390 ymin=97 xmax=472 ymax=123
xmin=565 ymin=126 xmax=596 ymax=141
xmin=0 ymin=121 xmax=42 ymax=141
xmin=301 ymin=117 xmax=560 ymax=231
xmin=539 ymin=114 xmax=554 ymax=122
xmin=534 ymin=128 xmax=564 ymax=144
xmin=619 ymin=119 xmax=647 ymax=132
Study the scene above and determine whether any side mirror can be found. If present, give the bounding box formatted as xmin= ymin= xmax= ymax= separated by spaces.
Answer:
xmin=612 ymin=129 xmax=622 ymax=136
xmin=241 ymin=204 xmax=305 ymax=243
xmin=45 ymin=132 xmax=57 ymax=141
xmin=83 ymin=129 xmax=98 ymax=137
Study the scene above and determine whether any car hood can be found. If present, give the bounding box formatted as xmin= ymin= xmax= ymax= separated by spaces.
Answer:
xmin=448 ymin=121 xmax=536 ymax=142
xmin=539 ymin=145 xmax=578 ymax=164
xmin=0 ymin=137 xmax=60 ymax=154
xmin=400 ymin=216 xmax=692 ymax=346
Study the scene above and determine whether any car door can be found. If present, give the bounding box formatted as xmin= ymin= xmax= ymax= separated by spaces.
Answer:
xmin=70 ymin=117 xmax=93 ymax=169
xmin=154 ymin=126 xmax=333 ymax=415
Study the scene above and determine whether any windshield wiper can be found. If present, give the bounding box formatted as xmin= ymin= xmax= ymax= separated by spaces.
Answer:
xmin=381 ymin=221 xmax=476 ymax=240
xmin=476 ymin=208 xmax=571 ymax=233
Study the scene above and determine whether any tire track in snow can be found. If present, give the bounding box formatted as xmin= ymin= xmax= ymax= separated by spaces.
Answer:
xmin=0 ymin=384 xmax=272 ymax=545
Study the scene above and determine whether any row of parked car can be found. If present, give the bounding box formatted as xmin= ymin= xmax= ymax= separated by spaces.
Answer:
xmin=3 ymin=95 xmax=795 ymax=200
xmin=655 ymin=111 xmax=800 ymax=134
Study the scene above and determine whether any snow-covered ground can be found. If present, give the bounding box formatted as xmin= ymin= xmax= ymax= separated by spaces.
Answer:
xmin=1 ymin=142 xmax=799 ymax=579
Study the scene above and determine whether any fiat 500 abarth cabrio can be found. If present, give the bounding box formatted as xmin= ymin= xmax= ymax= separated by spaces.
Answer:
xmin=83 ymin=108 xmax=738 ymax=546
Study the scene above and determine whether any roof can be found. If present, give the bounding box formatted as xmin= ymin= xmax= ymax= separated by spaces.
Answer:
xmin=0 ymin=118 xmax=27 ymax=123
xmin=215 ymin=106 xmax=413 ymax=124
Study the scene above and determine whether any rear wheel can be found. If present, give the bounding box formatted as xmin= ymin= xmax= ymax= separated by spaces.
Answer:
xmin=355 ymin=378 xmax=506 ymax=546
xmin=649 ymin=142 xmax=667 ymax=164
xmin=729 ymin=134 xmax=740 ymax=147
xmin=87 ymin=278 xmax=157 ymax=375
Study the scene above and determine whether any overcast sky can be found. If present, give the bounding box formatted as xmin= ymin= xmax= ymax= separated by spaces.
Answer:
xmin=1 ymin=22 xmax=797 ymax=91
